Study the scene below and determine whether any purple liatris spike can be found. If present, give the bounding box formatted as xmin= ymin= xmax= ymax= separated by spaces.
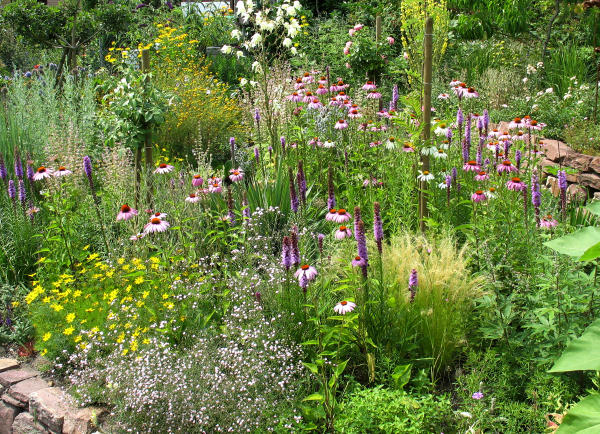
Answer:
xmin=254 ymin=108 xmax=260 ymax=122
xmin=289 ymin=168 xmax=299 ymax=212
xmin=356 ymin=220 xmax=368 ymax=278
xmin=299 ymin=274 xmax=308 ymax=292
xmin=290 ymin=230 xmax=300 ymax=267
xmin=457 ymin=107 xmax=464 ymax=126
xmin=515 ymin=150 xmax=522 ymax=169
xmin=227 ymin=187 xmax=236 ymax=225
xmin=8 ymin=179 xmax=16 ymax=200
xmin=13 ymin=151 xmax=23 ymax=179
xmin=558 ymin=170 xmax=567 ymax=191
xmin=0 ymin=154 xmax=6 ymax=181
xmin=281 ymin=236 xmax=292 ymax=270
xmin=451 ymin=167 xmax=457 ymax=183
xmin=83 ymin=156 xmax=93 ymax=189
xmin=318 ymin=233 xmax=325 ymax=256
xmin=483 ymin=109 xmax=489 ymax=128
xmin=446 ymin=128 xmax=453 ymax=141
xmin=242 ymin=192 xmax=251 ymax=219
xmin=463 ymin=116 xmax=471 ymax=162
xmin=18 ymin=179 xmax=26 ymax=205
xmin=476 ymin=141 xmax=483 ymax=166
xmin=409 ymin=269 xmax=418 ymax=302
xmin=354 ymin=206 xmax=361 ymax=242
xmin=531 ymin=173 xmax=541 ymax=226
xmin=373 ymin=202 xmax=383 ymax=254
xmin=558 ymin=170 xmax=567 ymax=220
xmin=477 ymin=116 xmax=484 ymax=132
xmin=503 ymin=140 xmax=510 ymax=156
xmin=391 ymin=84 xmax=399 ymax=110
xmin=327 ymin=165 xmax=336 ymax=209
xmin=297 ymin=161 xmax=307 ymax=204
xmin=26 ymin=163 xmax=34 ymax=182
xmin=254 ymin=147 xmax=260 ymax=164
xmin=280 ymin=136 xmax=286 ymax=153
xmin=268 ymin=146 xmax=273 ymax=159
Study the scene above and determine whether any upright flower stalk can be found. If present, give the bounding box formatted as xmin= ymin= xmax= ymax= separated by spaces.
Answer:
xmin=373 ymin=202 xmax=383 ymax=255
xmin=531 ymin=172 xmax=541 ymax=227
xmin=82 ymin=156 xmax=110 ymax=254
xmin=227 ymin=186 xmax=236 ymax=225
xmin=408 ymin=269 xmax=418 ymax=303
xmin=327 ymin=165 xmax=336 ymax=209
xmin=289 ymin=168 xmax=299 ymax=213
xmin=356 ymin=220 xmax=368 ymax=279
xmin=558 ymin=170 xmax=567 ymax=221
xmin=297 ymin=161 xmax=307 ymax=205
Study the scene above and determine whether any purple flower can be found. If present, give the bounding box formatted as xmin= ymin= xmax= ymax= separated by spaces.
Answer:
xmin=483 ymin=109 xmax=489 ymax=128
xmin=409 ymin=269 xmax=418 ymax=302
xmin=14 ymin=152 xmax=23 ymax=179
xmin=254 ymin=108 xmax=260 ymax=122
xmin=254 ymin=147 xmax=260 ymax=164
xmin=281 ymin=236 xmax=292 ymax=270
xmin=477 ymin=116 xmax=484 ymax=131
xmin=476 ymin=141 xmax=483 ymax=166
xmin=558 ymin=170 xmax=567 ymax=191
xmin=289 ymin=168 xmax=299 ymax=212
xmin=280 ymin=136 xmax=286 ymax=153
xmin=242 ymin=193 xmax=251 ymax=219
xmin=462 ymin=114 xmax=471 ymax=162
xmin=290 ymin=231 xmax=300 ymax=267
xmin=391 ymin=84 xmax=399 ymax=111
xmin=354 ymin=206 xmax=361 ymax=242
xmin=227 ymin=187 xmax=236 ymax=225
xmin=318 ymin=233 xmax=325 ymax=256
xmin=18 ymin=179 xmax=26 ymax=205
xmin=0 ymin=154 xmax=6 ymax=181
xmin=472 ymin=392 xmax=484 ymax=400
xmin=327 ymin=165 xmax=336 ymax=209
xmin=515 ymin=150 xmax=522 ymax=169
xmin=373 ymin=202 xmax=383 ymax=254
xmin=8 ymin=179 xmax=16 ymax=200
xmin=135 ymin=3 xmax=147 ymax=9
xmin=457 ymin=107 xmax=463 ymax=126
xmin=166 ymin=0 xmax=173 ymax=9
xmin=83 ymin=156 xmax=94 ymax=189
xmin=297 ymin=161 xmax=307 ymax=204
xmin=558 ymin=170 xmax=567 ymax=220
xmin=451 ymin=167 xmax=457 ymax=183
xmin=26 ymin=163 xmax=34 ymax=182
xmin=356 ymin=219 xmax=368 ymax=278
xmin=446 ymin=128 xmax=453 ymax=141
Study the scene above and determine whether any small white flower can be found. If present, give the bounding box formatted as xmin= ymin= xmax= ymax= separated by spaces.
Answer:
xmin=333 ymin=300 xmax=356 ymax=315
xmin=236 ymin=50 xmax=245 ymax=59
xmin=282 ymin=37 xmax=292 ymax=48
xmin=417 ymin=170 xmax=435 ymax=182
xmin=252 ymin=61 xmax=262 ymax=73
xmin=522 ymin=77 xmax=528 ymax=83
xmin=231 ymin=29 xmax=242 ymax=40
xmin=290 ymin=46 xmax=298 ymax=55
xmin=220 ymin=45 xmax=233 ymax=54
xmin=545 ymin=87 xmax=553 ymax=94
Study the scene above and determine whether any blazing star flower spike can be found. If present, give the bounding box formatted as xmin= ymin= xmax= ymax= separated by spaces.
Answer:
xmin=334 ymin=300 xmax=356 ymax=315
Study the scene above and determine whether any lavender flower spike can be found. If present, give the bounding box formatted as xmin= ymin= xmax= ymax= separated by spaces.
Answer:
xmin=18 ymin=179 xmax=26 ymax=206
xmin=0 ymin=154 xmax=6 ymax=181
xmin=373 ymin=202 xmax=383 ymax=254
xmin=327 ymin=165 xmax=336 ymax=209
xmin=409 ymin=269 xmax=418 ymax=302
xmin=289 ymin=168 xmax=299 ymax=212
xmin=281 ymin=236 xmax=292 ymax=270
xmin=83 ymin=156 xmax=94 ymax=189
xmin=8 ymin=179 xmax=16 ymax=200
xmin=558 ymin=170 xmax=567 ymax=220
xmin=14 ymin=151 xmax=23 ymax=179
xmin=290 ymin=230 xmax=300 ymax=267
xmin=356 ymin=220 xmax=368 ymax=278
xmin=457 ymin=107 xmax=464 ymax=126
xmin=297 ymin=161 xmax=307 ymax=204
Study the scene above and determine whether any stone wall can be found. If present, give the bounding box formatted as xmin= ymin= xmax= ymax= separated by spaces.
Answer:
xmin=0 ymin=358 xmax=105 ymax=434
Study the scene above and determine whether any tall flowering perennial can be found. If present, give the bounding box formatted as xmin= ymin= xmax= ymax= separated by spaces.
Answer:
xmin=356 ymin=220 xmax=368 ymax=278
xmin=18 ymin=180 xmax=26 ymax=208
xmin=7 ymin=180 xmax=16 ymax=202
xmin=354 ymin=206 xmax=361 ymax=242
xmin=373 ymin=202 xmax=383 ymax=254
xmin=290 ymin=230 xmax=300 ymax=267
xmin=227 ymin=187 xmax=236 ymax=225
xmin=558 ymin=170 xmax=567 ymax=220
xmin=408 ymin=269 xmax=418 ymax=303
xmin=14 ymin=151 xmax=23 ymax=180
xmin=318 ymin=233 xmax=325 ymax=257
xmin=327 ymin=165 xmax=336 ymax=209
xmin=531 ymin=173 xmax=541 ymax=227
xmin=281 ymin=236 xmax=292 ymax=270
xmin=297 ymin=161 xmax=307 ymax=204
xmin=289 ymin=168 xmax=299 ymax=212
xmin=0 ymin=154 xmax=6 ymax=182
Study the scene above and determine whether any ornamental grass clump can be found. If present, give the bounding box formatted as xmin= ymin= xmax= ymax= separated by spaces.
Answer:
xmin=383 ymin=232 xmax=484 ymax=375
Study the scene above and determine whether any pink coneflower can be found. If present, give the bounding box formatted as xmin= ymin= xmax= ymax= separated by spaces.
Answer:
xmin=152 ymin=211 xmax=167 ymax=219
xmin=497 ymin=160 xmax=517 ymax=174
xmin=301 ymin=72 xmax=314 ymax=83
xmin=229 ymin=168 xmax=244 ymax=182
xmin=453 ymin=82 xmax=468 ymax=98
xmin=26 ymin=206 xmax=40 ymax=217
xmin=527 ymin=119 xmax=546 ymax=130
xmin=316 ymin=84 xmax=328 ymax=95
xmin=335 ymin=225 xmax=352 ymax=239
xmin=33 ymin=166 xmax=52 ymax=181
xmin=449 ymin=79 xmax=462 ymax=87
xmin=367 ymin=91 xmax=382 ymax=99
xmin=471 ymin=190 xmax=487 ymax=203
xmin=438 ymin=93 xmax=450 ymax=99
xmin=192 ymin=174 xmax=204 ymax=186
xmin=318 ymin=76 xmax=327 ymax=85
xmin=334 ymin=300 xmax=356 ymax=315
xmin=485 ymin=187 xmax=497 ymax=199
xmin=130 ymin=232 xmax=145 ymax=241
xmin=351 ymin=255 xmax=366 ymax=267
xmin=154 ymin=163 xmax=174 ymax=174
xmin=144 ymin=217 xmax=170 ymax=234
xmin=402 ymin=143 xmax=415 ymax=152
xmin=369 ymin=141 xmax=382 ymax=148
xmin=116 ymin=204 xmax=138 ymax=221
xmin=506 ymin=176 xmax=526 ymax=191
xmin=330 ymin=80 xmax=348 ymax=92
xmin=53 ymin=166 xmax=72 ymax=177
xmin=464 ymin=87 xmax=479 ymax=98
xmin=475 ymin=171 xmax=489 ymax=181
xmin=333 ymin=208 xmax=352 ymax=223
xmin=309 ymin=137 xmax=322 ymax=147
xmin=208 ymin=182 xmax=222 ymax=193
xmin=508 ymin=117 xmax=524 ymax=130
xmin=362 ymin=81 xmax=377 ymax=91
xmin=488 ymin=129 xmax=500 ymax=138
xmin=185 ymin=193 xmax=200 ymax=203
xmin=486 ymin=141 xmax=499 ymax=152
xmin=326 ymin=208 xmax=338 ymax=221
xmin=302 ymin=91 xmax=315 ymax=103
xmin=335 ymin=119 xmax=348 ymax=130
xmin=309 ymin=98 xmax=323 ymax=109
xmin=287 ymin=92 xmax=303 ymax=102
xmin=512 ymin=131 xmax=527 ymax=141
xmin=540 ymin=214 xmax=558 ymax=229
xmin=348 ymin=109 xmax=362 ymax=119
xmin=294 ymin=264 xmax=318 ymax=281
xmin=463 ymin=160 xmax=480 ymax=172
xmin=377 ymin=110 xmax=391 ymax=119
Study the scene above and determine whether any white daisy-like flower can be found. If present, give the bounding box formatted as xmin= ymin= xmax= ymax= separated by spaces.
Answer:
xmin=417 ymin=170 xmax=435 ymax=182
xmin=333 ymin=300 xmax=356 ymax=315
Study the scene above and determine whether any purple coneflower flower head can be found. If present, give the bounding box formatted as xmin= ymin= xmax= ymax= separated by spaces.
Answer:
xmin=185 ymin=193 xmax=200 ymax=203
xmin=471 ymin=190 xmax=487 ymax=203
xmin=54 ymin=166 xmax=72 ymax=177
xmin=408 ymin=269 xmax=418 ymax=302
xmin=326 ymin=208 xmax=338 ymax=221
xmin=463 ymin=160 xmax=480 ymax=172
xmin=475 ymin=171 xmax=489 ymax=181
xmin=14 ymin=152 xmax=23 ymax=179
xmin=8 ymin=180 xmax=16 ymax=200
xmin=506 ymin=177 xmax=526 ymax=191
xmin=334 ymin=300 xmax=356 ymax=315
xmin=335 ymin=225 xmax=352 ymax=240
xmin=497 ymin=160 xmax=517 ymax=174
xmin=18 ymin=180 xmax=26 ymax=205
xmin=295 ymin=264 xmax=318 ymax=282
xmin=33 ymin=166 xmax=52 ymax=181
xmin=144 ymin=217 xmax=170 ymax=234
xmin=290 ymin=231 xmax=300 ymax=267
xmin=335 ymin=119 xmax=348 ymax=130
xmin=117 ymin=204 xmax=138 ymax=221
xmin=327 ymin=166 xmax=336 ymax=209
xmin=281 ymin=236 xmax=292 ymax=270
xmin=362 ymin=81 xmax=377 ymax=91
xmin=192 ymin=174 xmax=203 ymax=187
xmin=289 ymin=168 xmax=299 ymax=212
xmin=297 ymin=161 xmax=307 ymax=204
xmin=229 ymin=168 xmax=244 ymax=182
xmin=366 ymin=91 xmax=382 ymax=99
xmin=154 ymin=163 xmax=174 ymax=174
xmin=373 ymin=202 xmax=383 ymax=253
xmin=333 ymin=208 xmax=351 ymax=224
xmin=540 ymin=214 xmax=558 ymax=229
xmin=208 ymin=181 xmax=222 ymax=193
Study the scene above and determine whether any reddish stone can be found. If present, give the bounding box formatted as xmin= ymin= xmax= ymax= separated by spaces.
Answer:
xmin=0 ymin=401 xmax=19 ymax=434
xmin=578 ymin=172 xmax=600 ymax=191
xmin=29 ymin=387 xmax=72 ymax=433
xmin=10 ymin=412 xmax=48 ymax=434
xmin=63 ymin=407 xmax=107 ymax=434
xmin=590 ymin=157 xmax=600 ymax=174
xmin=3 ymin=392 xmax=26 ymax=408
xmin=0 ymin=358 xmax=19 ymax=373
xmin=567 ymin=184 xmax=588 ymax=201
xmin=0 ymin=368 xmax=38 ymax=388
xmin=541 ymin=140 xmax=572 ymax=162
xmin=8 ymin=377 xmax=48 ymax=406
xmin=564 ymin=153 xmax=593 ymax=171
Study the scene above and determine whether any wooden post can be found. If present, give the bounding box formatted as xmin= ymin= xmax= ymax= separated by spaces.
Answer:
xmin=419 ymin=17 xmax=433 ymax=232
xmin=141 ymin=49 xmax=153 ymax=207
xmin=375 ymin=15 xmax=382 ymax=43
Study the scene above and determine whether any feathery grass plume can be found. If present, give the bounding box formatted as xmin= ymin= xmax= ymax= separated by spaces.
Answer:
xmin=327 ymin=165 xmax=336 ymax=209
xmin=289 ymin=168 xmax=298 ymax=212
xmin=382 ymin=232 xmax=484 ymax=375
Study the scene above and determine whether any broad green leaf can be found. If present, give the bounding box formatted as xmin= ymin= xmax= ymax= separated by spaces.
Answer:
xmin=550 ymin=318 xmax=600 ymax=372
xmin=302 ymin=393 xmax=324 ymax=402
xmin=392 ymin=364 xmax=412 ymax=389
xmin=557 ymin=394 xmax=600 ymax=433
xmin=580 ymin=241 xmax=600 ymax=262
xmin=585 ymin=201 xmax=600 ymax=216
xmin=333 ymin=359 xmax=349 ymax=378
xmin=301 ymin=340 xmax=319 ymax=346
xmin=544 ymin=227 xmax=600 ymax=257
xmin=302 ymin=362 xmax=319 ymax=374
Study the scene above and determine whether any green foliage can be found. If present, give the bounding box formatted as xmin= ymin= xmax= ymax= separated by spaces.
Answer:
xmin=550 ymin=317 xmax=600 ymax=372
xmin=544 ymin=45 xmax=594 ymax=98
xmin=544 ymin=226 xmax=600 ymax=258
xmin=334 ymin=386 xmax=454 ymax=433
xmin=556 ymin=393 xmax=600 ymax=433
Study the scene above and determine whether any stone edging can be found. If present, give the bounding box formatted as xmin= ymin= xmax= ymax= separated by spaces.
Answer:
xmin=0 ymin=358 xmax=105 ymax=434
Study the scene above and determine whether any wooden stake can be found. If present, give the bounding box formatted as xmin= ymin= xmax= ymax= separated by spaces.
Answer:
xmin=419 ymin=17 xmax=433 ymax=232
xmin=141 ymin=49 xmax=153 ymax=208
xmin=375 ymin=15 xmax=382 ymax=43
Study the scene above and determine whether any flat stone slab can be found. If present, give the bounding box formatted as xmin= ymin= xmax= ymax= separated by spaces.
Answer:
xmin=64 ymin=407 xmax=107 ymax=434
xmin=0 ymin=401 xmax=19 ymax=434
xmin=0 ymin=368 xmax=38 ymax=387
xmin=8 ymin=377 xmax=48 ymax=405
xmin=0 ymin=358 xmax=19 ymax=373
xmin=11 ymin=411 xmax=48 ymax=434
xmin=2 ymin=392 xmax=26 ymax=408
xmin=29 ymin=387 xmax=72 ymax=433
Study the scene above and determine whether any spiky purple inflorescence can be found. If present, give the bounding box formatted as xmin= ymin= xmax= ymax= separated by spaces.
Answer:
xmin=353 ymin=206 xmax=362 ymax=242
xmin=18 ymin=179 xmax=26 ymax=206
xmin=268 ymin=146 xmax=273 ymax=159
xmin=281 ymin=236 xmax=292 ymax=270
xmin=477 ymin=116 xmax=484 ymax=132
xmin=356 ymin=220 xmax=368 ymax=278
xmin=451 ymin=167 xmax=458 ymax=183
xmin=280 ymin=136 xmax=286 ymax=153
xmin=290 ymin=230 xmax=300 ymax=267
xmin=558 ymin=170 xmax=567 ymax=220
xmin=446 ymin=128 xmax=453 ymax=141
xmin=515 ymin=150 xmax=522 ymax=169
xmin=483 ymin=109 xmax=489 ymax=128
xmin=297 ymin=161 xmax=306 ymax=204
xmin=254 ymin=108 xmax=260 ymax=122
xmin=0 ymin=155 xmax=6 ymax=181
xmin=8 ymin=179 xmax=16 ymax=200
xmin=227 ymin=187 xmax=236 ymax=225
xmin=289 ymin=168 xmax=299 ymax=212
xmin=373 ymin=202 xmax=383 ymax=254
xmin=26 ymin=163 xmax=34 ymax=182
xmin=409 ymin=269 xmax=418 ymax=302
xmin=457 ymin=107 xmax=464 ymax=126
xmin=83 ymin=156 xmax=94 ymax=189
xmin=254 ymin=147 xmax=260 ymax=164
xmin=391 ymin=84 xmax=399 ymax=110
xmin=531 ymin=173 xmax=541 ymax=227
xmin=242 ymin=192 xmax=251 ymax=219
xmin=13 ymin=151 xmax=23 ymax=179
xmin=327 ymin=165 xmax=336 ymax=209
xmin=299 ymin=274 xmax=308 ymax=292
xmin=476 ymin=138 xmax=483 ymax=166
xmin=317 ymin=233 xmax=325 ymax=257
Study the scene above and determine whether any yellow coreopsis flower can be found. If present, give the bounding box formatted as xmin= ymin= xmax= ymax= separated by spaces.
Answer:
xmin=42 ymin=332 xmax=52 ymax=342
xmin=63 ymin=326 xmax=75 ymax=336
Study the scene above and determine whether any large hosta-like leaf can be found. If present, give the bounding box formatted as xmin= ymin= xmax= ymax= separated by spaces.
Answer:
xmin=557 ymin=394 xmax=600 ymax=433
xmin=550 ymin=318 xmax=600 ymax=372
xmin=544 ymin=227 xmax=600 ymax=257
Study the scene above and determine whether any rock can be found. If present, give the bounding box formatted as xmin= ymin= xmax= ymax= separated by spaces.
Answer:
xmin=540 ymin=140 xmax=572 ymax=162
xmin=564 ymin=153 xmax=593 ymax=171
xmin=589 ymin=157 xmax=600 ymax=174
xmin=0 ymin=401 xmax=19 ymax=434
xmin=3 ymin=392 xmax=26 ymax=408
xmin=0 ymin=368 xmax=38 ymax=388
xmin=578 ymin=172 xmax=600 ymax=191
xmin=594 ymin=192 xmax=600 ymax=201
xmin=546 ymin=176 xmax=560 ymax=197
xmin=8 ymin=377 xmax=48 ymax=406
xmin=0 ymin=359 xmax=19 ymax=373
xmin=10 ymin=412 xmax=48 ymax=434
xmin=567 ymin=184 xmax=588 ymax=202
xmin=63 ymin=407 xmax=107 ymax=434
xmin=29 ymin=388 xmax=72 ymax=433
